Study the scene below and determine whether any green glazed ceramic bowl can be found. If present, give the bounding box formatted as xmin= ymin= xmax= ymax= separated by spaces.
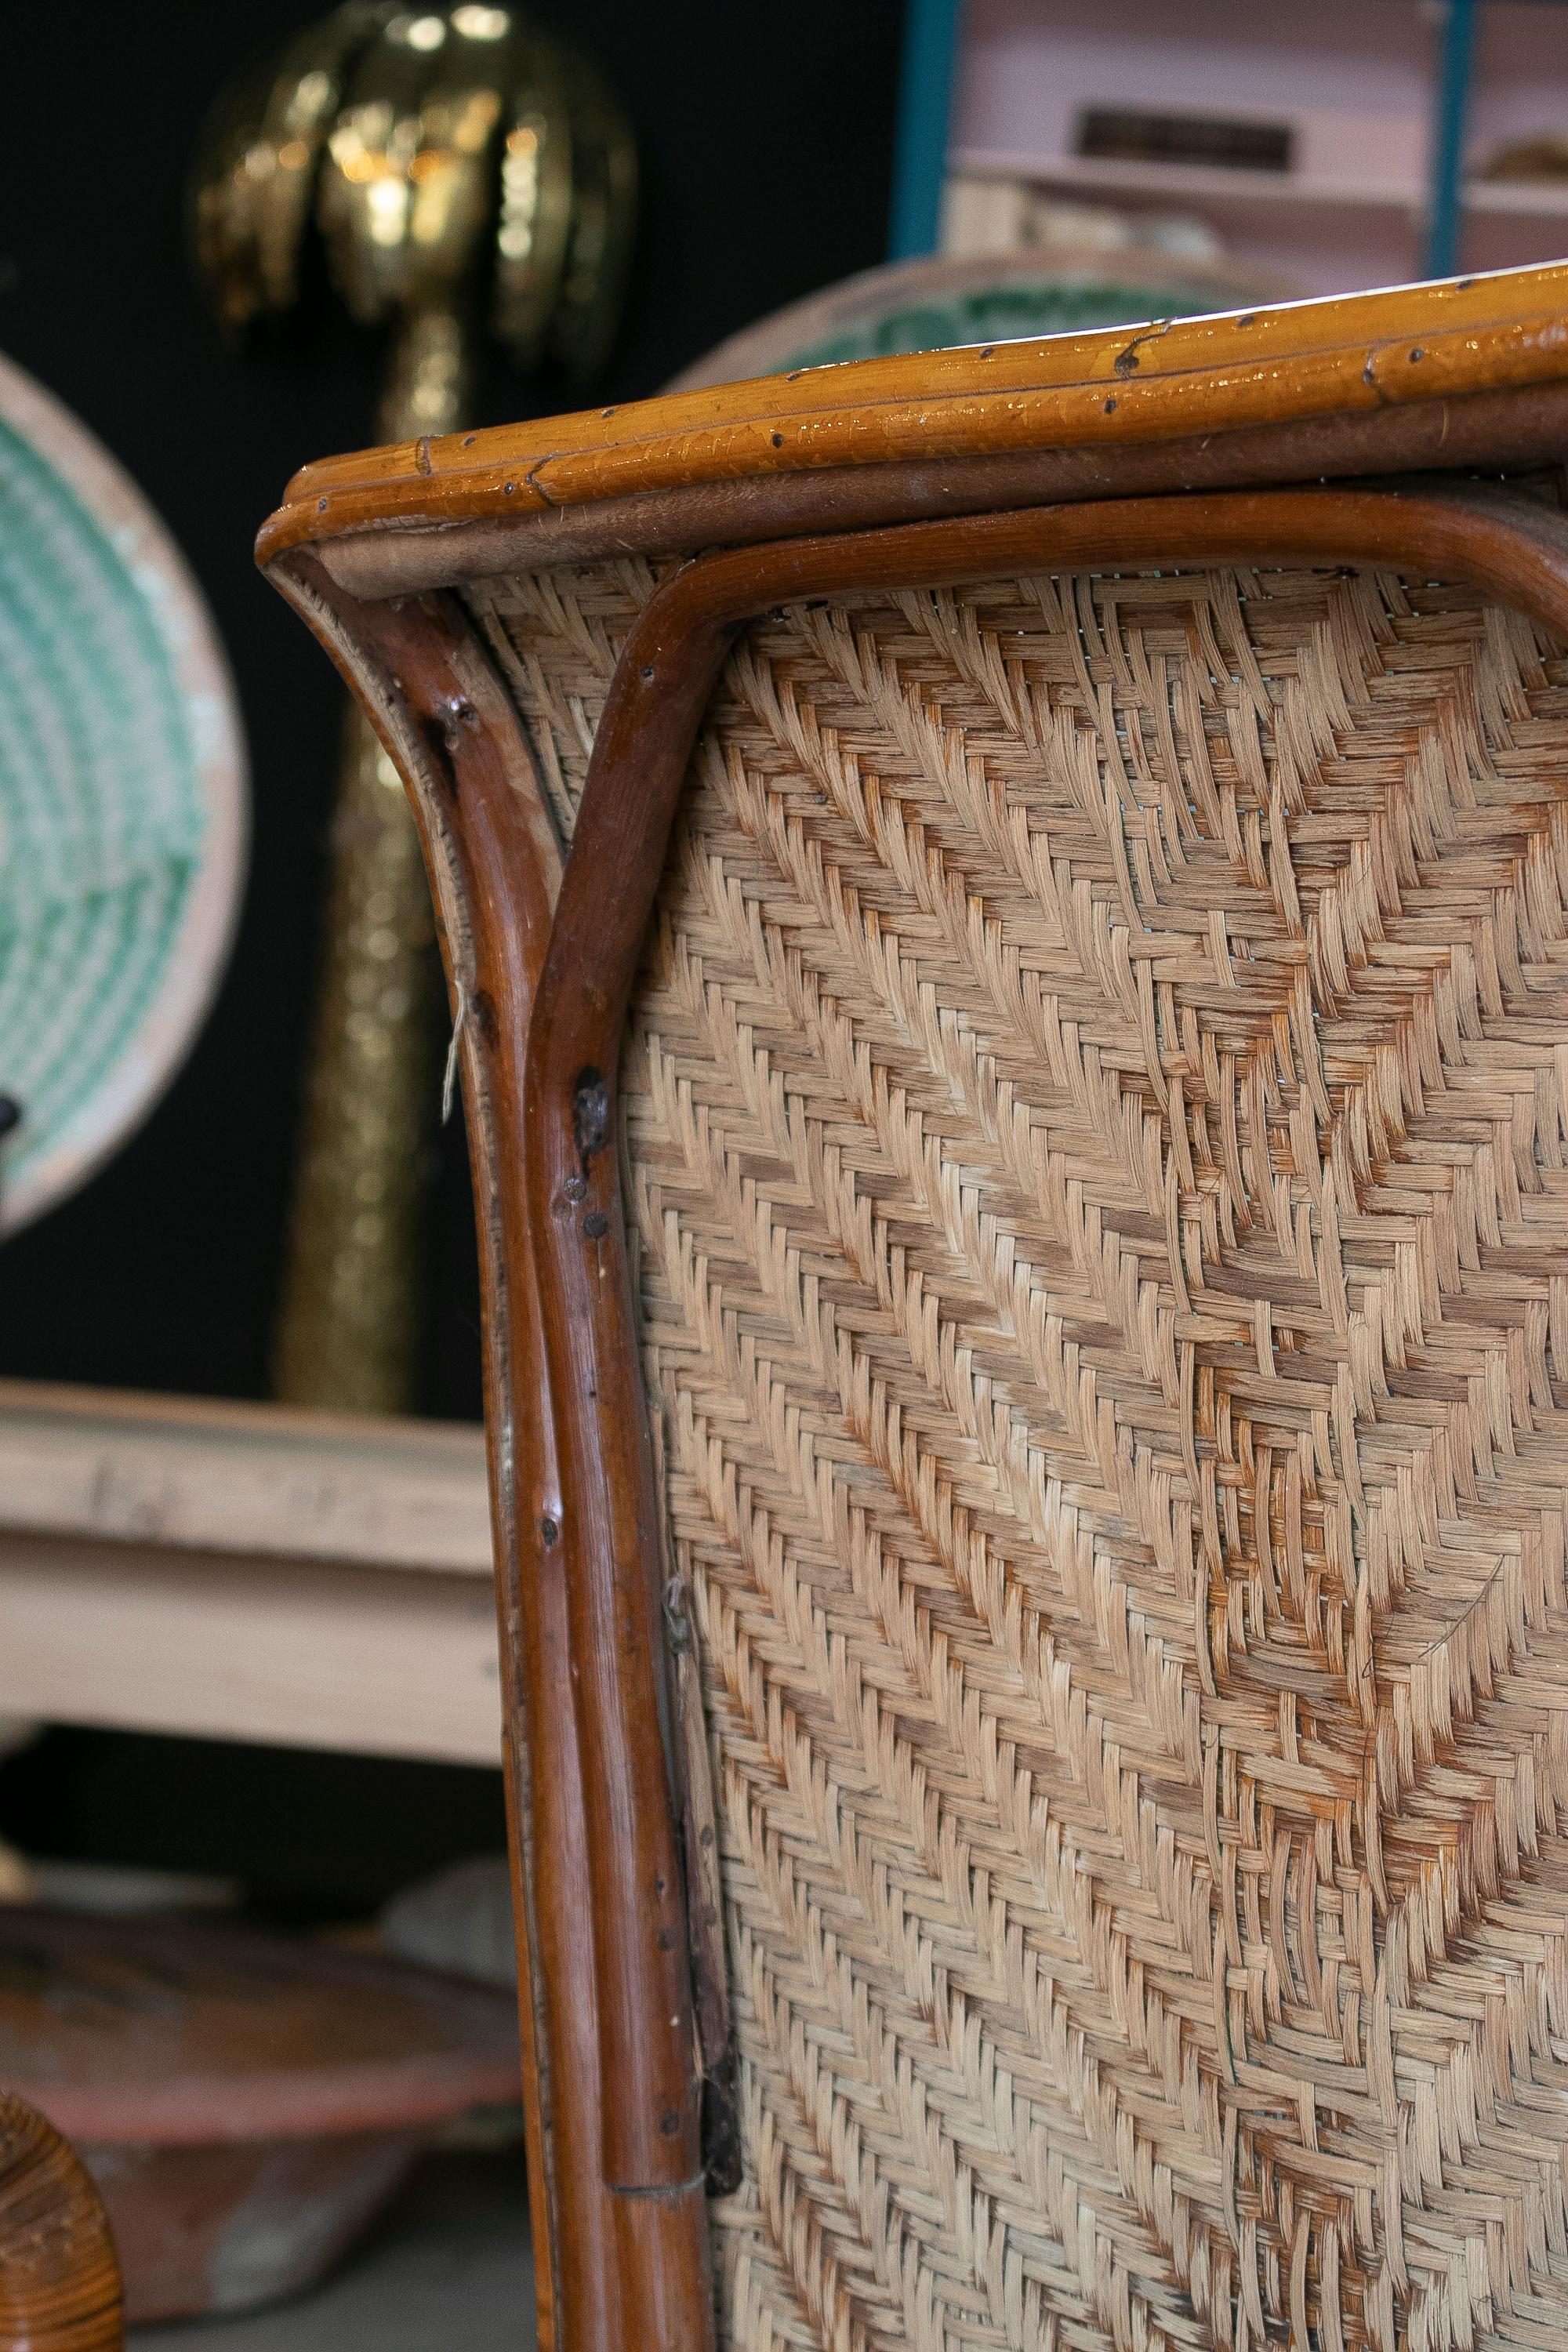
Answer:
xmin=665 ymin=247 xmax=1291 ymax=394
xmin=0 ymin=352 xmax=246 ymax=1234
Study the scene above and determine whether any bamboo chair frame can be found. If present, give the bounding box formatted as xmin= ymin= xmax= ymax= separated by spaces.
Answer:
xmin=252 ymin=262 xmax=1568 ymax=2352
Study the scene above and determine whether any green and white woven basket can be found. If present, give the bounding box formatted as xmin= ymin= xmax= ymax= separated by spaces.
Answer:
xmin=0 ymin=350 xmax=246 ymax=1235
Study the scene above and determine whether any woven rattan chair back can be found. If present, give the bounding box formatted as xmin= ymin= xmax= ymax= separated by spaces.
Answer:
xmin=263 ymin=265 xmax=1568 ymax=2352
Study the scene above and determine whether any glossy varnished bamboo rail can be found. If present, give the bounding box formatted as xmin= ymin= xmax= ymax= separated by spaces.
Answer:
xmin=260 ymin=261 xmax=1568 ymax=590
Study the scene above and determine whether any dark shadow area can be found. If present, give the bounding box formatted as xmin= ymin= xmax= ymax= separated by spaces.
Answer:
xmin=0 ymin=1726 xmax=509 ymax=1922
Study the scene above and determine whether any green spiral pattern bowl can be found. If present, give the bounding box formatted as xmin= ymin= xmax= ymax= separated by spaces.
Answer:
xmin=0 ymin=352 xmax=246 ymax=1235
xmin=666 ymin=249 xmax=1290 ymax=396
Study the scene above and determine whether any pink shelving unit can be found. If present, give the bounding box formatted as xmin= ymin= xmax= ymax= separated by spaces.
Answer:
xmin=949 ymin=0 xmax=1568 ymax=296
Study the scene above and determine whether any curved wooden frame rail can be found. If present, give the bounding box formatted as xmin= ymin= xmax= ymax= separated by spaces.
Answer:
xmin=260 ymin=262 xmax=1568 ymax=2352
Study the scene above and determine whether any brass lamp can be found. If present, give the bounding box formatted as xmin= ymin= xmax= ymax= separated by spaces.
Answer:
xmin=192 ymin=2 xmax=634 ymax=1411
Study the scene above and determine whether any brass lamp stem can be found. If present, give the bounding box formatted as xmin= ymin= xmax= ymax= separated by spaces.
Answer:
xmin=377 ymin=303 xmax=470 ymax=443
xmin=272 ymin=304 xmax=470 ymax=1413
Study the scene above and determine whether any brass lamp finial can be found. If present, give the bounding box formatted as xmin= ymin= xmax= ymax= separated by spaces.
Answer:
xmin=192 ymin=5 xmax=634 ymax=1414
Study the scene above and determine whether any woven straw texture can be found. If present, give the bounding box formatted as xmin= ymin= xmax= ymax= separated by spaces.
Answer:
xmin=475 ymin=554 xmax=1568 ymax=2352
xmin=0 ymin=351 xmax=245 ymax=1235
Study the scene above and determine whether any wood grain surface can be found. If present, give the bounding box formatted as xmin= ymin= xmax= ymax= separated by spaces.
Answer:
xmin=0 ymin=1381 xmax=488 ymax=1573
xmin=0 ymin=1382 xmax=499 ymax=1764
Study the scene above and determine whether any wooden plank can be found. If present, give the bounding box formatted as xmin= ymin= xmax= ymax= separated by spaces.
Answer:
xmin=0 ymin=1534 xmax=502 ymax=1765
xmin=127 ymin=2152 xmax=534 ymax=2350
xmin=0 ymin=1384 xmax=500 ymax=1763
xmin=0 ymin=1380 xmax=491 ymax=1574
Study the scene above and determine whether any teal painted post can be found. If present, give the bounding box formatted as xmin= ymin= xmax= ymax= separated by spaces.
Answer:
xmin=1425 ymin=0 xmax=1477 ymax=278
xmin=888 ymin=0 xmax=965 ymax=260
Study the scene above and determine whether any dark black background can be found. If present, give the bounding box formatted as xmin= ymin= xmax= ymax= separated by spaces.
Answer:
xmin=0 ymin=0 xmax=900 ymax=1906
xmin=0 ymin=0 xmax=902 ymax=1420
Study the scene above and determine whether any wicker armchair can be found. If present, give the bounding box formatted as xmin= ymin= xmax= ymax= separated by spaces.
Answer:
xmin=258 ymin=261 xmax=1568 ymax=2352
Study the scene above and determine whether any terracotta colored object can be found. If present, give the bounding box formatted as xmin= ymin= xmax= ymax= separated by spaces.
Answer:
xmin=660 ymin=245 xmax=1294 ymax=394
xmin=0 ymin=1909 xmax=519 ymax=2324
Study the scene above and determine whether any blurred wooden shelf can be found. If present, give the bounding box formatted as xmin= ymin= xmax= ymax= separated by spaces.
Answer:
xmin=952 ymin=147 xmax=1421 ymax=216
xmin=0 ymin=1381 xmax=501 ymax=1766
xmin=953 ymin=147 xmax=1568 ymax=227
xmin=943 ymin=0 xmax=1568 ymax=298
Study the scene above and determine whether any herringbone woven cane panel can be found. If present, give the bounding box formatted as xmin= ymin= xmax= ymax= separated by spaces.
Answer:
xmin=474 ymin=557 xmax=1568 ymax=2352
